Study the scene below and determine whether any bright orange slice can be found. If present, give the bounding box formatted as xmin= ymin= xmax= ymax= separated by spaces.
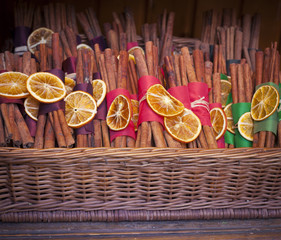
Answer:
xmin=238 ymin=112 xmax=253 ymax=141
xmin=131 ymin=99 xmax=139 ymax=131
xmin=64 ymin=91 xmax=97 ymax=128
xmin=65 ymin=77 xmax=76 ymax=95
xmin=210 ymin=107 xmax=227 ymax=140
xmin=26 ymin=72 xmax=66 ymax=103
xmin=0 ymin=72 xmax=29 ymax=99
xmin=106 ymin=95 xmax=132 ymax=131
xmin=164 ymin=108 xmax=202 ymax=143
xmin=146 ymin=84 xmax=184 ymax=117
xmin=221 ymin=79 xmax=231 ymax=108
xmin=27 ymin=27 xmax=53 ymax=54
xmin=24 ymin=96 xmax=40 ymax=121
xmin=224 ymin=103 xmax=235 ymax=134
xmin=251 ymin=85 xmax=279 ymax=121
xmin=92 ymin=79 xmax=106 ymax=107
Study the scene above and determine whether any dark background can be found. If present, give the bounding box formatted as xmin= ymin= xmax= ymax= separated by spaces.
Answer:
xmin=1 ymin=0 xmax=281 ymax=52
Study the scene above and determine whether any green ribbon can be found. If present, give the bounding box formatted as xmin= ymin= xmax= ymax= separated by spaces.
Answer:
xmin=224 ymin=92 xmax=234 ymax=145
xmin=220 ymin=73 xmax=228 ymax=80
xmin=253 ymin=82 xmax=279 ymax=134
xmin=232 ymin=102 xmax=252 ymax=147
xmin=277 ymin=83 xmax=281 ymax=121
xmin=224 ymin=130 xmax=235 ymax=145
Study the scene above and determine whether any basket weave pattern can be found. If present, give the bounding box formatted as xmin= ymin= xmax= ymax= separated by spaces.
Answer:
xmin=1 ymin=148 xmax=281 ymax=222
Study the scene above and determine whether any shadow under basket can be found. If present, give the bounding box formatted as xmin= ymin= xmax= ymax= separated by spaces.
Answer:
xmin=1 ymin=147 xmax=281 ymax=222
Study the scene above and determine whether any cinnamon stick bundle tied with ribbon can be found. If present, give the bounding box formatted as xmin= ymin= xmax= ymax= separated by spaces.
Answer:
xmin=133 ymin=41 xmax=167 ymax=148
xmin=0 ymin=51 xmax=34 ymax=148
xmin=230 ymin=62 xmax=253 ymax=148
xmin=34 ymin=34 xmax=75 ymax=149
xmin=252 ymin=43 xmax=280 ymax=148
xmin=182 ymin=47 xmax=217 ymax=149
xmin=104 ymin=48 xmax=136 ymax=148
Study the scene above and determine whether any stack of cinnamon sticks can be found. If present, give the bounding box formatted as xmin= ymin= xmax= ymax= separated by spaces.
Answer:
xmin=0 ymin=51 xmax=34 ymax=148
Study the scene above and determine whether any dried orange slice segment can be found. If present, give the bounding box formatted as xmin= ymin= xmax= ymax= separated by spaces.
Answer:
xmin=106 ymin=95 xmax=132 ymax=131
xmin=146 ymin=84 xmax=184 ymax=117
xmin=27 ymin=27 xmax=53 ymax=54
xmin=0 ymin=72 xmax=29 ymax=99
xmin=221 ymin=79 xmax=231 ymax=108
xmin=210 ymin=107 xmax=227 ymax=140
xmin=92 ymin=79 xmax=106 ymax=107
xmin=224 ymin=103 xmax=235 ymax=134
xmin=251 ymin=85 xmax=279 ymax=121
xmin=65 ymin=77 xmax=76 ymax=95
xmin=24 ymin=96 xmax=40 ymax=121
xmin=26 ymin=72 xmax=66 ymax=103
xmin=238 ymin=112 xmax=253 ymax=141
xmin=77 ymin=43 xmax=93 ymax=50
xmin=164 ymin=108 xmax=201 ymax=143
xmin=64 ymin=91 xmax=97 ymax=128
xmin=131 ymin=99 xmax=139 ymax=131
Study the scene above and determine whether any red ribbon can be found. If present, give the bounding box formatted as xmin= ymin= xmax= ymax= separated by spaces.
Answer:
xmin=188 ymin=82 xmax=211 ymax=126
xmin=168 ymin=86 xmax=191 ymax=109
xmin=137 ymin=76 xmax=164 ymax=127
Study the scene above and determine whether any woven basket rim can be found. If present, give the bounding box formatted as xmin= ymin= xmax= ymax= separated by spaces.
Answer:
xmin=1 ymin=147 xmax=281 ymax=165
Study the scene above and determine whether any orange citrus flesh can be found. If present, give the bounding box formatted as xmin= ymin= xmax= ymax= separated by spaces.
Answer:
xmin=0 ymin=72 xmax=29 ymax=99
xmin=221 ymin=79 xmax=231 ymax=108
xmin=146 ymin=84 xmax=184 ymax=117
xmin=210 ymin=107 xmax=227 ymax=140
xmin=27 ymin=27 xmax=53 ymax=54
xmin=106 ymin=95 xmax=132 ymax=131
xmin=64 ymin=91 xmax=97 ymax=128
xmin=251 ymin=85 xmax=279 ymax=121
xmin=92 ymin=79 xmax=106 ymax=107
xmin=65 ymin=77 xmax=76 ymax=95
xmin=164 ymin=108 xmax=202 ymax=143
xmin=24 ymin=96 xmax=40 ymax=121
xmin=238 ymin=112 xmax=253 ymax=141
xmin=224 ymin=103 xmax=235 ymax=134
xmin=26 ymin=72 xmax=66 ymax=103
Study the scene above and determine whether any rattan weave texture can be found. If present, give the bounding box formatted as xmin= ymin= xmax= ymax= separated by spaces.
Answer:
xmin=1 ymin=147 xmax=281 ymax=222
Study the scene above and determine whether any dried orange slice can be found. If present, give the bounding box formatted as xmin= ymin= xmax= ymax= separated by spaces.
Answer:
xmin=77 ymin=43 xmax=93 ymax=50
xmin=146 ymin=84 xmax=184 ymax=117
xmin=24 ymin=96 xmax=40 ymax=121
xmin=251 ymin=85 xmax=279 ymax=121
xmin=92 ymin=79 xmax=106 ymax=107
xmin=238 ymin=112 xmax=253 ymax=141
xmin=221 ymin=79 xmax=231 ymax=108
xmin=106 ymin=95 xmax=132 ymax=131
xmin=224 ymin=103 xmax=235 ymax=134
xmin=64 ymin=91 xmax=97 ymax=128
xmin=131 ymin=99 xmax=139 ymax=131
xmin=27 ymin=27 xmax=53 ymax=54
xmin=0 ymin=72 xmax=29 ymax=99
xmin=65 ymin=77 xmax=76 ymax=95
xmin=26 ymin=72 xmax=66 ymax=103
xmin=164 ymin=108 xmax=201 ymax=143
xmin=210 ymin=107 xmax=227 ymax=140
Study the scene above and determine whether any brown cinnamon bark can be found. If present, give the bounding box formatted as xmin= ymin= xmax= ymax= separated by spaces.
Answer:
xmin=133 ymin=46 xmax=166 ymax=148
xmin=43 ymin=118 xmax=55 ymax=148
xmin=193 ymin=49 xmax=217 ymax=149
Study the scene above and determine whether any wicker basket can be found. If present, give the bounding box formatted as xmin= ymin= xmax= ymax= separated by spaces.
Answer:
xmin=1 ymin=147 xmax=281 ymax=222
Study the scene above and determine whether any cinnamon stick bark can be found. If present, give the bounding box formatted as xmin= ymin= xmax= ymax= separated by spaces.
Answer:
xmin=133 ymin=46 xmax=166 ymax=148
xmin=192 ymin=49 xmax=218 ymax=149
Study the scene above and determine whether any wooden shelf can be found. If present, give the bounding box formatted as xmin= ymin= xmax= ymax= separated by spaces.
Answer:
xmin=1 ymin=218 xmax=281 ymax=239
